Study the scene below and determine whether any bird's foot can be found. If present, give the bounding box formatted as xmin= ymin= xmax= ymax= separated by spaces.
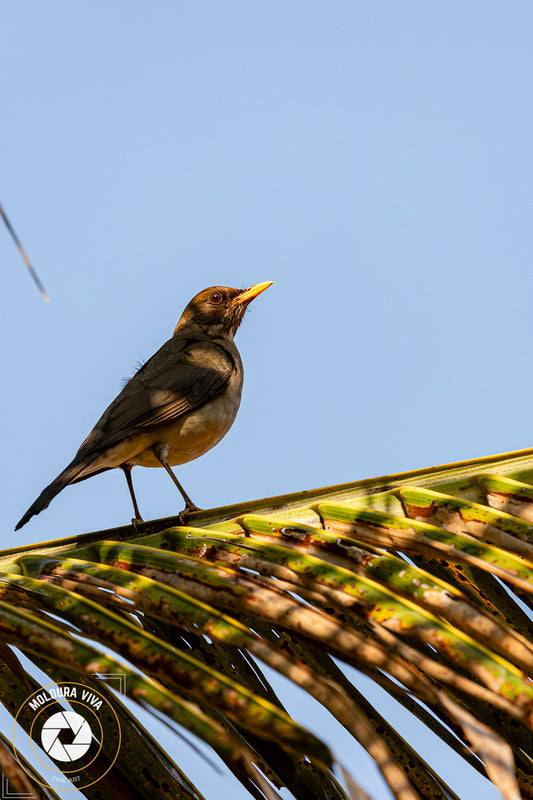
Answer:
xmin=178 ymin=504 xmax=202 ymax=526
xmin=131 ymin=516 xmax=144 ymax=532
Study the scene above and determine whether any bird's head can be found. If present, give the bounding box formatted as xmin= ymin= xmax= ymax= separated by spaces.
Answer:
xmin=174 ymin=282 xmax=273 ymax=338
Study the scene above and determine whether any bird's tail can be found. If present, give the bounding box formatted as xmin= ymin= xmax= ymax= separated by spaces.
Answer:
xmin=15 ymin=460 xmax=93 ymax=531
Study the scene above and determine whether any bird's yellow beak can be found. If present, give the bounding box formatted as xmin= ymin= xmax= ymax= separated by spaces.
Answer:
xmin=234 ymin=281 xmax=274 ymax=306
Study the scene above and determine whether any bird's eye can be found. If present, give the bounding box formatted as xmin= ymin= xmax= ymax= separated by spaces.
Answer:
xmin=209 ymin=291 xmax=223 ymax=304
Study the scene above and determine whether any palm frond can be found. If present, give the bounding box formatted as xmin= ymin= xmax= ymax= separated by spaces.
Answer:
xmin=4 ymin=446 xmax=533 ymax=799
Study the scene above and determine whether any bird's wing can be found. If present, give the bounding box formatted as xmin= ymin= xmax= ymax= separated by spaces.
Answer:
xmin=77 ymin=337 xmax=236 ymax=456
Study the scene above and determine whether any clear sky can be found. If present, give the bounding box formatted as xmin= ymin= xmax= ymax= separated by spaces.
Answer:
xmin=2 ymin=3 xmax=532 ymax=798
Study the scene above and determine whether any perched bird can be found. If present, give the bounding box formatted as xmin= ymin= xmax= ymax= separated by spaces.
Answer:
xmin=16 ymin=282 xmax=273 ymax=530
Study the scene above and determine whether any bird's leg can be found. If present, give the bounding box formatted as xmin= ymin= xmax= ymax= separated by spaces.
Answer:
xmin=152 ymin=444 xmax=202 ymax=522
xmin=120 ymin=463 xmax=144 ymax=526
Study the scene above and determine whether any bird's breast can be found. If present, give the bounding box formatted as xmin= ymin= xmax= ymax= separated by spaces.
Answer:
xmin=132 ymin=383 xmax=242 ymax=468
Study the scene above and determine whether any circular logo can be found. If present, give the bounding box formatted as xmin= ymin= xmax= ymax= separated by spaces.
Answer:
xmin=12 ymin=681 xmax=121 ymax=791
xmin=41 ymin=711 xmax=93 ymax=762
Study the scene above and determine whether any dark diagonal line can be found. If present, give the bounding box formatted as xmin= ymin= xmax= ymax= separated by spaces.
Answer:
xmin=1 ymin=201 xmax=50 ymax=302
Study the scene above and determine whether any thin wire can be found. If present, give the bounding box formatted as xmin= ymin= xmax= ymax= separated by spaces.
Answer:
xmin=0 ymin=201 xmax=50 ymax=302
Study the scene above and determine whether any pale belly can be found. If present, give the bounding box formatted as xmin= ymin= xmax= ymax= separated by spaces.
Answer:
xmin=89 ymin=389 xmax=241 ymax=471
xmin=136 ymin=389 xmax=240 ymax=467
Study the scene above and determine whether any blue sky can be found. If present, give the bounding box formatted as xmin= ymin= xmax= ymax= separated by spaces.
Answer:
xmin=2 ymin=3 xmax=532 ymax=797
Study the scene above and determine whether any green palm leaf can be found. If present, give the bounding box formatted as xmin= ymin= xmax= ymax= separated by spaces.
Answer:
xmin=5 ymin=446 xmax=533 ymax=799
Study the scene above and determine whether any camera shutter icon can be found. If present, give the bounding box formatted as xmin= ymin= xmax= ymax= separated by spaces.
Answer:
xmin=41 ymin=711 xmax=93 ymax=762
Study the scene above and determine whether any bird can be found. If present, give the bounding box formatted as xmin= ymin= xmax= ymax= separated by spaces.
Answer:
xmin=16 ymin=282 xmax=273 ymax=530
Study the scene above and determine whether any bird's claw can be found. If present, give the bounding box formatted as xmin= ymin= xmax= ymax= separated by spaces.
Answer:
xmin=178 ymin=505 xmax=202 ymax=526
xmin=131 ymin=516 xmax=144 ymax=532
